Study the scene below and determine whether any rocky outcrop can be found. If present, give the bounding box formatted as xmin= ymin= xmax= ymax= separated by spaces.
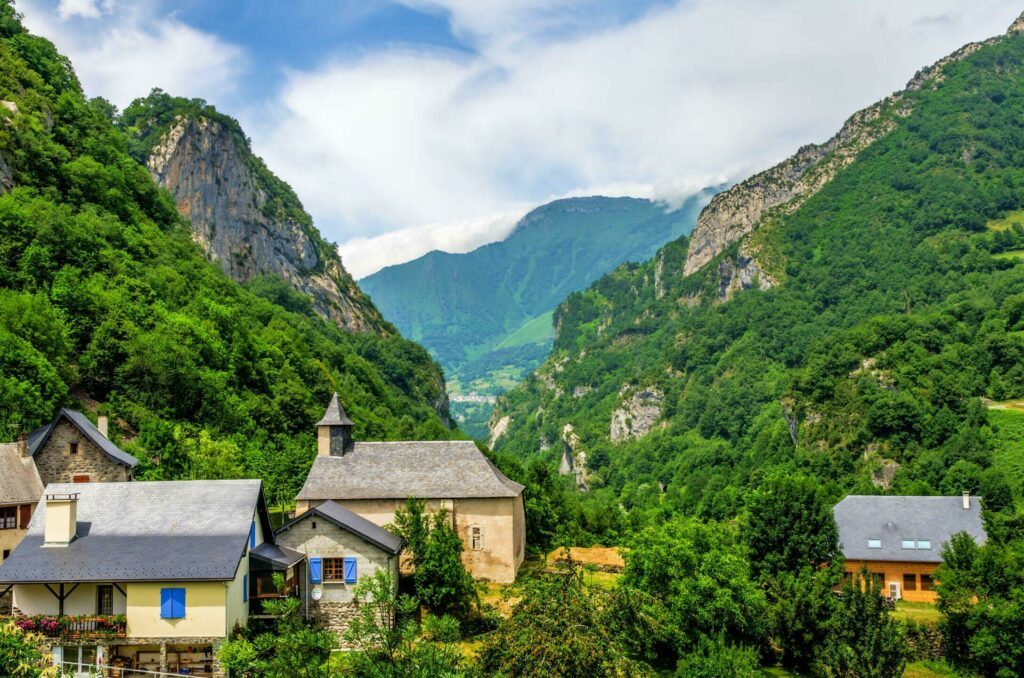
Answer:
xmin=560 ymin=423 xmax=588 ymax=489
xmin=148 ymin=116 xmax=384 ymax=333
xmin=610 ymin=387 xmax=663 ymax=442
xmin=716 ymin=247 xmax=775 ymax=302
xmin=683 ymin=31 xmax=1004 ymax=278
xmin=488 ymin=414 xmax=510 ymax=449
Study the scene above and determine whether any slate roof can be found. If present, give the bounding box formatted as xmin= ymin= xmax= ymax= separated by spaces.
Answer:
xmin=250 ymin=542 xmax=305 ymax=570
xmin=317 ymin=393 xmax=354 ymax=427
xmin=834 ymin=495 xmax=986 ymax=563
xmin=277 ymin=500 xmax=403 ymax=554
xmin=27 ymin=409 xmax=138 ymax=468
xmin=295 ymin=441 xmax=525 ymax=501
xmin=0 ymin=442 xmax=43 ymax=505
xmin=0 ymin=480 xmax=269 ymax=583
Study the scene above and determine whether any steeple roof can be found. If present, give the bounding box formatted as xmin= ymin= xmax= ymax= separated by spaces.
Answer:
xmin=316 ymin=392 xmax=354 ymax=427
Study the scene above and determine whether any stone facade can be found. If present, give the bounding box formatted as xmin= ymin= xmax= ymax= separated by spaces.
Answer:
xmin=33 ymin=420 xmax=131 ymax=486
xmin=311 ymin=600 xmax=361 ymax=648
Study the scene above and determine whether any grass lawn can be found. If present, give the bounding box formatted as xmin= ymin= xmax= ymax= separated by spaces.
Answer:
xmin=903 ymin=660 xmax=959 ymax=677
xmin=988 ymin=407 xmax=1024 ymax=501
xmin=893 ymin=600 xmax=942 ymax=625
xmin=993 ymin=249 xmax=1024 ymax=260
xmin=986 ymin=209 xmax=1024 ymax=231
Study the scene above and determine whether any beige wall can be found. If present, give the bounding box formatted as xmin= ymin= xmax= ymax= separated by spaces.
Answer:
xmin=276 ymin=514 xmax=398 ymax=603
xmin=301 ymin=495 xmax=524 ymax=583
xmin=13 ymin=583 xmax=127 ymax=616
xmin=33 ymin=420 xmax=130 ymax=486
xmin=0 ymin=502 xmax=33 ymax=563
xmin=126 ymin=581 xmax=229 ymax=638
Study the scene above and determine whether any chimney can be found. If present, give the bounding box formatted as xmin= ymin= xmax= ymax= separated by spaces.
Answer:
xmin=97 ymin=412 xmax=108 ymax=438
xmin=316 ymin=393 xmax=354 ymax=457
xmin=17 ymin=431 xmax=27 ymax=458
xmin=43 ymin=492 xmax=79 ymax=546
xmin=962 ymin=492 xmax=970 ymax=510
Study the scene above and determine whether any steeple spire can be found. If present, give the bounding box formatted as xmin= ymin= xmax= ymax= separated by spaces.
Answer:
xmin=317 ymin=393 xmax=354 ymax=456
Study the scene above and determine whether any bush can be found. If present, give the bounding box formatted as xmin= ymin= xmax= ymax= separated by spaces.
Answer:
xmin=674 ymin=635 xmax=761 ymax=678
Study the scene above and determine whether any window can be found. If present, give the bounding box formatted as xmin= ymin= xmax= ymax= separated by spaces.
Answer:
xmin=309 ymin=557 xmax=323 ymax=584
xmin=323 ymin=558 xmax=345 ymax=582
xmin=872 ymin=572 xmax=885 ymax=588
xmin=160 ymin=588 xmax=185 ymax=619
xmin=867 ymin=539 xmax=882 ymax=549
xmin=243 ymin=574 xmax=248 ymax=603
xmin=903 ymin=574 xmax=917 ymax=591
xmin=917 ymin=540 xmax=931 ymax=550
xmin=0 ymin=507 xmax=15 ymax=529
xmin=311 ymin=521 xmax=317 ymax=529
xmin=471 ymin=526 xmax=484 ymax=551
xmin=97 ymin=585 xmax=114 ymax=615
xmin=344 ymin=557 xmax=357 ymax=584
xmin=2 ymin=549 xmax=9 ymax=560
xmin=901 ymin=540 xmax=916 ymax=549
xmin=69 ymin=442 xmax=78 ymax=455
xmin=921 ymin=574 xmax=934 ymax=591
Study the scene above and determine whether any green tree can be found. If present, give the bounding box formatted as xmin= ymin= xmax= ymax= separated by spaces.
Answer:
xmin=743 ymin=474 xmax=841 ymax=578
xmin=823 ymin=570 xmax=907 ymax=678
xmin=766 ymin=565 xmax=841 ymax=671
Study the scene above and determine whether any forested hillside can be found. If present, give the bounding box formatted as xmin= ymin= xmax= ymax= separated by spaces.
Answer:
xmin=493 ymin=20 xmax=1024 ymax=533
xmin=362 ymin=193 xmax=714 ymax=436
xmin=0 ymin=4 xmax=451 ymax=504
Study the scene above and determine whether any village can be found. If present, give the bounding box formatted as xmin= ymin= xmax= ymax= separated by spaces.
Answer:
xmin=0 ymin=395 xmax=986 ymax=676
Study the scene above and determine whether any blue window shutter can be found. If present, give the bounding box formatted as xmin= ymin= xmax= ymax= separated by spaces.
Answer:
xmin=172 ymin=588 xmax=186 ymax=618
xmin=250 ymin=522 xmax=256 ymax=549
xmin=344 ymin=557 xmax=357 ymax=584
xmin=243 ymin=574 xmax=248 ymax=603
xmin=160 ymin=588 xmax=173 ymax=618
xmin=310 ymin=557 xmax=322 ymax=584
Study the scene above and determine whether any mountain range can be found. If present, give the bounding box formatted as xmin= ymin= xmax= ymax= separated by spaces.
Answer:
xmin=361 ymin=192 xmax=715 ymax=436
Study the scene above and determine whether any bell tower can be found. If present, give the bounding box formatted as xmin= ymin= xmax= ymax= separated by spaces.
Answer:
xmin=317 ymin=393 xmax=354 ymax=456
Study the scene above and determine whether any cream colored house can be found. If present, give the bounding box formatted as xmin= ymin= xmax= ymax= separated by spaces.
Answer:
xmin=0 ymin=480 xmax=284 ymax=677
xmin=275 ymin=499 xmax=402 ymax=643
xmin=295 ymin=394 xmax=526 ymax=583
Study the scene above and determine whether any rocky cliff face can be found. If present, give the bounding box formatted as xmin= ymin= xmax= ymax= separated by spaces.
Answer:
xmin=147 ymin=115 xmax=385 ymax=333
xmin=683 ymin=31 xmax=1006 ymax=280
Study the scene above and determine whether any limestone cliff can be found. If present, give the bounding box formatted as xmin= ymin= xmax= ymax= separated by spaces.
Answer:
xmin=683 ymin=31 xmax=1006 ymax=279
xmin=146 ymin=115 xmax=385 ymax=333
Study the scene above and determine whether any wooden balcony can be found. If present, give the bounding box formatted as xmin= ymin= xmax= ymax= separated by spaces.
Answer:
xmin=5 ymin=614 xmax=127 ymax=640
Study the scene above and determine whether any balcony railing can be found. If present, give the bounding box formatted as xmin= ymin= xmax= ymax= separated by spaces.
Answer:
xmin=5 ymin=614 xmax=126 ymax=639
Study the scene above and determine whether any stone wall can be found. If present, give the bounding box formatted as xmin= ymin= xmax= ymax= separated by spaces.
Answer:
xmin=311 ymin=600 xmax=362 ymax=648
xmin=33 ymin=420 xmax=130 ymax=486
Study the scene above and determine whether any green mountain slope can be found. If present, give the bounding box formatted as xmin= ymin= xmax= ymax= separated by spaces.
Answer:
xmin=0 ymin=4 xmax=451 ymax=504
xmin=361 ymin=193 xmax=714 ymax=435
xmin=492 ymin=22 xmax=1024 ymax=532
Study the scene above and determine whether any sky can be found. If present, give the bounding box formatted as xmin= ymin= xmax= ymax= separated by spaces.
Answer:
xmin=17 ymin=0 xmax=1024 ymax=277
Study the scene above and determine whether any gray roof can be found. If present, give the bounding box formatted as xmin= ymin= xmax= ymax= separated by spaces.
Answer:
xmin=0 ymin=480 xmax=269 ymax=583
xmin=277 ymin=500 xmax=403 ymax=554
xmin=0 ymin=443 xmax=43 ymax=505
xmin=296 ymin=441 xmax=524 ymax=501
xmin=250 ymin=542 xmax=305 ymax=570
xmin=28 ymin=409 xmax=138 ymax=468
xmin=316 ymin=393 xmax=354 ymax=427
xmin=834 ymin=495 xmax=986 ymax=563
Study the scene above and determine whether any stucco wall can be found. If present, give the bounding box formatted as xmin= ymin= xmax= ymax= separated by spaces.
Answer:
xmin=843 ymin=560 xmax=940 ymax=603
xmin=303 ymin=496 xmax=522 ymax=583
xmin=126 ymin=582 xmax=228 ymax=638
xmin=224 ymin=510 xmax=263 ymax=632
xmin=13 ymin=583 xmax=127 ymax=616
xmin=33 ymin=420 xmax=129 ymax=486
xmin=276 ymin=514 xmax=397 ymax=604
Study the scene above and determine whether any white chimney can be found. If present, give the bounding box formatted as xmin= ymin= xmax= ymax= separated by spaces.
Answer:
xmin=43 ymin=492 xmax=79 ymax=546
xmin=962 ymin=492 xmax=970 ymax=510
xmin=97 ymin=413 xmax=108 ymax=438
xmin=17 ymin=431 xmax=27 ymax=458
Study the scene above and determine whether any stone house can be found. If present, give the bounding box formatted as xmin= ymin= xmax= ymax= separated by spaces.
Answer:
xmin=0 ymin=409 xmax=137 ymax=568
xmin=275 ymin=500 xmax=401 ymax=643
xmin=833 ymin=493 xmax=987 ymax=603
xmin=295 ymin=394 xmax=526 ymax=583
xmin=0 ymin=479 xmax=282 ymax=677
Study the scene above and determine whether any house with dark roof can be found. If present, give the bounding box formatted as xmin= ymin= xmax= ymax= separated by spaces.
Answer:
xmin=296 ymin=394 xmax=526 ymax=583
xmin=275 ymin=500 xmax=402 ymax=643
xmin=0 ymin=409 xmax=137 ymax=568
xmin=833 ymin=493 xmax=987 ymax=603
xmin=0 ymin=480 xmax=285 ymax=676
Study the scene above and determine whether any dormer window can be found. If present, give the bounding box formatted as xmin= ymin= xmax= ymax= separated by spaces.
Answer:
xmin=867 ymin=539 xmax=882 ymax=549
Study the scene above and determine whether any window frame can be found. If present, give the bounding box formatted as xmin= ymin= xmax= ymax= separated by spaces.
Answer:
xmin=903 ymin=573 xmax=918 ymax=591
xmin=96 ymin=585 xmax=114 ymax=616
xmin=920 ymin=574 xmax=934 ymax=591
xmin=470 ymin=526 xmax=484 ymax=551
xmin=917 ymin=539 xmax=932 ymax=550
xmin=867 ymin=538 xmax=882 ymax=549
xmin=901 ymin=539 xmax=916 ymax=550
xmin=69 ymin=442 xmax=78 ymax=455
xmin=0 ymin=506 xmax=15 ymax=530
xmin=323 ymin=558 xmax=346 ymax=582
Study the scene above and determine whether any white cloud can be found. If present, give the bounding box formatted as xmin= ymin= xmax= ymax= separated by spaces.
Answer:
xmin=20 ymin=0 xmax=244 ymax=109
xmin=247 ymin=0 xmax=1020 ymax=273
xmin=341 ymin=207 xmax=530 ymax=279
